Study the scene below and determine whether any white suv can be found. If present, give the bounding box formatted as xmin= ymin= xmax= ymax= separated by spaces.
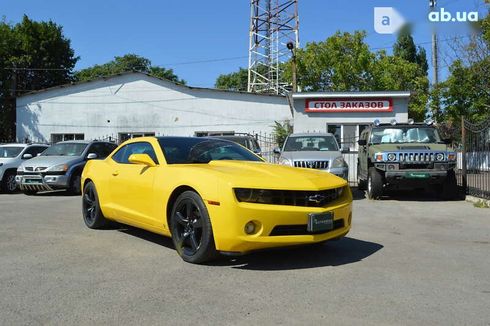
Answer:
xmin=0 ymin=143 xmax=49 ymax=193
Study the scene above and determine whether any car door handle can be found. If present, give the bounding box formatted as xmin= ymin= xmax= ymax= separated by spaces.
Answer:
xmin=112 ymin=171 xmax=119 ymax=176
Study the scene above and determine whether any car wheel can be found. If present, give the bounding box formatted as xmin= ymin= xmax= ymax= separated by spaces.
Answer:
xmin=68 ymin=173 xmax=82 ymax=195
xmin=82 ymin=181 xmax=107 ymax=229
xmin=357 ymin=164 xmax=367 ymax=190
xmin=170 ymin=191 xmax=217 ymax=264
xmin=1 ymin=171 xmax=18 ymax=193
xmin=367 ymin=167 xmax=383 ymax=200
xmin=441 ymin=170 xmax=458 ymax=200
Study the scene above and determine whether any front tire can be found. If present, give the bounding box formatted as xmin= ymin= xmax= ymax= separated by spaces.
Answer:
xmin=170 ymin=191 xmax=217 ymax=264
xmin=367 ymin=167 xmax=383 ymax=200
xmin=82 ymin=181 xmax=107 ymax=229
xmin=441 ymin=170 xmax=458 ymax=200
xmin=357 ymin=163 xmax=367 ymax=190
xmin=1 ymin=171 xmax=18 ymax=193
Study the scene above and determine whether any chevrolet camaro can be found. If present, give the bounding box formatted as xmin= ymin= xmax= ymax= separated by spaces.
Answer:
xmin=81 ymin=136 xmax=353 ymax=264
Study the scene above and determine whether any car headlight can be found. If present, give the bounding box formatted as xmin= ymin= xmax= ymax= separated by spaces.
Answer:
xmin=49 ymin=164 xmax=69 ymax=172
xmin=279 ymin=158 xmax=292 ymax=166
xmin=387 ymin=153 xmax=396 ymax=161
xmin=331 ymin=156 xmax=345 ymax=168
xmin=436 ymin=153 xmax=445 ymax=161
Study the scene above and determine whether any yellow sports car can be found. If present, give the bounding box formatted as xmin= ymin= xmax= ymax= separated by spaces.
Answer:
xmin=81 ymin=136 xmax=352 ymax=263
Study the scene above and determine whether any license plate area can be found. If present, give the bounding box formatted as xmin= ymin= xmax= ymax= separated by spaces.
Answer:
xmin=24 ymin=177 xmax=43 ymax=184
xmin=307 ymin=212 xmax=334 ymax=232
xmin=405 ymin=172 xmax=430 ymax=179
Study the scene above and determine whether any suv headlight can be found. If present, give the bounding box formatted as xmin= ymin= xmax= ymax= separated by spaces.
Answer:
xmin=331 ymin=156 xmax=345 ymax=168
xmin=436 ymin=153 xmax=445 ymax=161
xmin=279 ymin=158 xmax=292 ymax=166
xmin=49 ymin=164 xmax=69 ymax=172
xmin=387 ymin=153 xmax=397 ymax=161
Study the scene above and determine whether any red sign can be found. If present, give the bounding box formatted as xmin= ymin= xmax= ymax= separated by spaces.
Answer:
xmin=305 ymin=98 xmax=393 ymax=113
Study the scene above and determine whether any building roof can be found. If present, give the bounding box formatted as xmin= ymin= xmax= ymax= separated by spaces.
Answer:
xmin=17 ymin=71 xmax=286 ymax=99
xmin=292 ymin=91 xmax=411 ymax=99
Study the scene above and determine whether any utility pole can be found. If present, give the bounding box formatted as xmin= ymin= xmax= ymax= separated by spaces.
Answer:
xmin=430 ymin=0 xmax=439 ymax=119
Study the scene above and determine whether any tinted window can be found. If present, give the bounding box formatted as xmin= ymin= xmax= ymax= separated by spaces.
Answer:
xmin=24 ymin=146 xmax=48 ymax=157
xmin=158 ymin=137 xmax=262 ymax=164
xmin=112 ymin=142 xmax=158 ymax=164
xmin=283 ymin=136 xmax=339 ymax=152
xmin=88 ymin=142 xmax=117 ymax=159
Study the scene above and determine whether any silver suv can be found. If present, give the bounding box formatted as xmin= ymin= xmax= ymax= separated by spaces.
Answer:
xmin=16 ymin=140 xmax=117 ymax=195
xmin=0 ymin=143 xmax=49 ymax=193
xmin=275 ymin=133 xmax=349 ymax=179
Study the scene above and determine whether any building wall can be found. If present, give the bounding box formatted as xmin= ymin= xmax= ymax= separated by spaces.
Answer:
xmin=16 ymin=73 xmax=292 ymax=142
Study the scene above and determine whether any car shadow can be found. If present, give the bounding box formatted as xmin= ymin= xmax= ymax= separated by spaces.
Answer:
xmin=217 ymin=237 xmax=383 ymax=271
xmin=351 ymin=187 xmax=465 ymax=202
xmin=27 ymin=190 xmax=79 ymax=197
xmin=113 ymin=224 xmax=383 ymax=270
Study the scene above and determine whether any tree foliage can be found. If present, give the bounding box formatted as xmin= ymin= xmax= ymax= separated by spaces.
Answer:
xmin=284 ymin=31 xmax=429 ymax=121
xmin=272 ymin=120 xmax=293 ymax=148
xmin=0 ymin=15 xmax=78 ymax=139
xmin=75 ymin=54 xmax=185 ymax=84
xmin=434 ymin=12 xmax=490 ymax=124
xmin=215 ymin=67 xmax=248 ymax=91
xmin=393 ymin=25 xmax=429 ymax=75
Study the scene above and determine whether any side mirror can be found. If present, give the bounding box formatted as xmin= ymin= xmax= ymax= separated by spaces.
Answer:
xmin=358 ymin=139 xmax=367 ymax=146
xmin=22 ymin=153 xmax=33 ymax=159
xmin=341 ymin=148 xmax=350 ymax=154
xmin=87 ymin=153 xmax=98 ymax=160
xmin=128 ymin=154 xmax=156 ymax=167
xmin=273 ymin=147 xmax=281 ymax=154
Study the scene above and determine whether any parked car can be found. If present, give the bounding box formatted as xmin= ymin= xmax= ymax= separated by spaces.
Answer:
xmin=274 ymin=133 xmax=349 ymax=180
xmin=16 ymin=140 xmax=117 ymax=195
xmin=0 ymin=143 xmax=49 ymax=193
xmin=81 ymin=136 xmax=352 ymax=264
xmin=207 ymin=134 xmax=262 ymax=156
xmin=357 ymin=121 xmax=458 ymax=199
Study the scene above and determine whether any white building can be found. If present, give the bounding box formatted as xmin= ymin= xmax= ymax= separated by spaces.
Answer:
xmin=16 ymin=72 xmax=292 ymax=143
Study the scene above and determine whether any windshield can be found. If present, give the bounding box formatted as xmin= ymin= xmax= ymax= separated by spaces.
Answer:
xmin=283 ymin=136 xmax=339 ymax=152
xmin=214 ymin=136 xmax=248 ymax=148
xmin=0 ymin=146 xmax=23 ymax=158
xmin=158 ymin=137 xmax=262 ymax=164
xmin=42 ymin=143 xmax=88 ymax=156
xmin=370 ymin=127 xmax=442 ymax=144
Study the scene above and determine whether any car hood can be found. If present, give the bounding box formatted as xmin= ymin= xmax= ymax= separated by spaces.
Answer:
xmin=19 ymin=156 xmax=83 ymax=169
xmin=369 ymin=144 xmax=450 ymax=152
xmin=280 ymin=150 xmax=342 ymax=161
xmin=191 ymin=160 xmax=347 ymax=190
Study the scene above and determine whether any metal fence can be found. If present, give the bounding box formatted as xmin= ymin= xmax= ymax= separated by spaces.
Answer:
xmin=461 ymin=117 xmax=490 ymax=199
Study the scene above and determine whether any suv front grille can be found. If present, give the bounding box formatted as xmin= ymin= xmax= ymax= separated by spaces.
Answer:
xmin=398 ymin=152 xmax=439 ymax=162
xmin=293 ymin=160 xmax=329 ymax=169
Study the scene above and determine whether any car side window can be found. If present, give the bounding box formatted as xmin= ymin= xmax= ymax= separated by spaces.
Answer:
xmin=111 ymin=142 xmax=158 ymax=164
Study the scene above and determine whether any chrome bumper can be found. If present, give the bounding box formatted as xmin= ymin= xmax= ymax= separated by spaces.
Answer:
xmin=16 ymin=174 xmax=69 ymax=192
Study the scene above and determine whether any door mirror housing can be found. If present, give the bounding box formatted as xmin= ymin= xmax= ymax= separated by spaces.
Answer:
xmin=128 ymin=154 xmax=156 ymax=167
xmin=341 ymin=148 xmax=350 ymax=154
xmin=358 ymin=139 xmax=367 ymax=146
xmin=87 ymin=153 xmax=98 ymax=160
xmin=22 ymin=153 xmax=33 ymax=159
xmin=273 ymin=147 xmax=281 ymax=154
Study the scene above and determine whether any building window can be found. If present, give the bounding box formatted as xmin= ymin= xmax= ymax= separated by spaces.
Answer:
xmin=119 ymin=132 xmax=156 ymax=143
xmin=194 ymin=131 xmax=235 ymax=137
xmin=342 ymin=125 xmax=357 ymax=151
xmin=51 ymin=133 xmax=84 ymax=143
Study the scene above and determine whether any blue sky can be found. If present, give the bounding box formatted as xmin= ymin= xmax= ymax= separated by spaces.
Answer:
xmin=1 ymin=0 xmax=488 ymax=87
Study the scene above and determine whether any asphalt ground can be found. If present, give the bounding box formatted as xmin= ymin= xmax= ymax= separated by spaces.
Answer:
xmin=1 ymin=190 xmax=489 ymax=325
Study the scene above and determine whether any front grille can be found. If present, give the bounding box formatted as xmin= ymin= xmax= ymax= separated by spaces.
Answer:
xmin=293 ymin=160 xmax=329 ymax=169
xmin=35 ymin=167 xmax=47 ymax=171
xmin=270 ymin=219 xmax=344 ymax=236
xmin=234 ymin=188 xmax=343 ymax=207
xmin=25 ymin=166 xmax=34 ymax=171
xmin=398 ymin=152 xmax=440 ymax=162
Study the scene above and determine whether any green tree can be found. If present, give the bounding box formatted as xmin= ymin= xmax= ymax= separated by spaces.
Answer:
xmin=0 ymin=15 xmax=78 ymax=139
xmin=272 ymin=120 xmax=293 ymax=148
xmin=393 ymin=25 xmax=429 ymax=75
xmin=75 ymin=54 xmax=185 ymax=84
xmin=215 ymin=67 xmax=248 ymax=91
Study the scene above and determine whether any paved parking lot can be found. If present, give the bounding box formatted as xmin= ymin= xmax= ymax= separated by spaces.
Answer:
xmin=1 ymin=191 xmax=489 ymax=325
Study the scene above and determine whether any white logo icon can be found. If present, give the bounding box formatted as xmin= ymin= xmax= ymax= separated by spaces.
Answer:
xmin=374 ymin=7 xmax=406 ymax=34
xmin=428 ymin=8 xmax=479 ymax=22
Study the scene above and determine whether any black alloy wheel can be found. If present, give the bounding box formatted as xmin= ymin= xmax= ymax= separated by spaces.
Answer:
xmin=2 ymin=172 xmax=18 ymax=193
xmin=171 ymin=191 xmax=217 ymax=264
xmin=82 ymin=181 xmax=107 ymax=229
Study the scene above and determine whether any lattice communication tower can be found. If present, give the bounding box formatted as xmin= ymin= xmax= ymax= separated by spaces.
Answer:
xmin=247 ymin=0 xmax=299 ymax=95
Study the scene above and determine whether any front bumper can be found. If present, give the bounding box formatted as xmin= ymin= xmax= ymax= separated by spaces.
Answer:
xmin=384 ymin=170 xmax=448 ymax=186
xmin=16 ymin=174 xmax=70 ymax=192
xmin=207 ymin=189 xmax=353 ymax=253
